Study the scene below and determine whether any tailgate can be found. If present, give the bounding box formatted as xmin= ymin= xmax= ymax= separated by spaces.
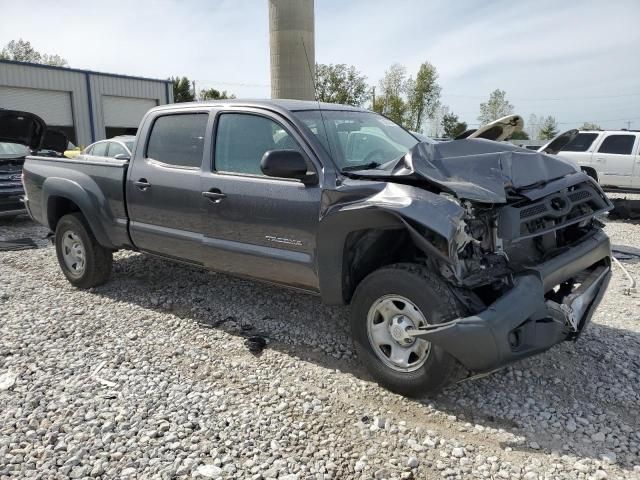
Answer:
xmin=23 ymin=155 xmax=130 ymax=248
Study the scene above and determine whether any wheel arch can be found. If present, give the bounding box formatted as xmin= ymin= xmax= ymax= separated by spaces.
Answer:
xmin=42 ymin=177 xmax=114 ymax=249
xmin=317 ymin=207 xmax=454 ymax=305
xmin=581 ymin=166 xmax=598 ymax=182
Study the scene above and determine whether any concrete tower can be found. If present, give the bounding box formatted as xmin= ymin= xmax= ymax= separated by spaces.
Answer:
xmin=269 ymin=0 xmax=315 ymax=100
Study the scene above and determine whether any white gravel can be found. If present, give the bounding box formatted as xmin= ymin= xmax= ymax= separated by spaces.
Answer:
xmin=1 ymin=212 xmax=639 ymax=479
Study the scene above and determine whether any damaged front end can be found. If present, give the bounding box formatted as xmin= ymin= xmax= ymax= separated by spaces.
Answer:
xmin=344 ymin=140 xmax=614 ymax=373
xmin=412 ymin=174 xmax=613 ymax=373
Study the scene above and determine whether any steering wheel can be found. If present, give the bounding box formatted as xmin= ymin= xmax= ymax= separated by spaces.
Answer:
xmin=364 ymin=149 xmax=387 ymax=164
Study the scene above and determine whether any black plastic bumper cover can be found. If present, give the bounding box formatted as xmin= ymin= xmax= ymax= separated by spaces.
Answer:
xmin=409 ymin=230 xmax=612 ymax=372
xmin=0 ymin=195 xmax=27 ymax=217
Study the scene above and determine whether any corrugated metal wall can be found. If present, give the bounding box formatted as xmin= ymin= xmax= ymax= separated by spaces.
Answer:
xmin=0 ymin=61 xmax=173 ymax=147
xmin=89 ymin=75 xmax=168 ymax=139
xmin=0 ymin=62 xmax=90 ymax=143
xmin=0 ymin=86 xmax=74 ymax=125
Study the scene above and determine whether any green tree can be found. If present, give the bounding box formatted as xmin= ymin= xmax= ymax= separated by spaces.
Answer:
xmin=510 ymin=130 xmax=530 ymax=140
xmin=441 ymin=112 xmax=467 ymax=138
xmin=579 ymin=122 xmax=601 ymax=130
xmin=478 ymin=89 xmax=514 ymax=125
xmin=539 ymin=116 xmax=559 ymax=140
xmin=375 ymin=63 xmax=409 ymax=126
xmin=0 ymin=39 xmax=67 ymax=66
xmin=199 ymin=88 xmax=235 ymax=100
xmin=405 ymin=62 xmax=441 ymax=131
xmin=315 ymin=63 xmax=368 ymax=106
xmin=171 ymin=76 xmax=194 ymax=103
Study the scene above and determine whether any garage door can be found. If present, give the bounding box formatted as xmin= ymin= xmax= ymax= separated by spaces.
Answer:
xmin=103 ymin=96 xmax=157 ymax=128
xmin=0 ymin=86 xmax=73 ymax=126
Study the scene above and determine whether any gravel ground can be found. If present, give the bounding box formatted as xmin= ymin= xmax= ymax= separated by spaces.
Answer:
xmin=1 ymin=210 xmax=639 ymax=479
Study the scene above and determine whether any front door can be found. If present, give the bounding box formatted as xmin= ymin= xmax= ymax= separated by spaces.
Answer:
xmin=592 ymin=133 xmax=638 ymax=188
xmin=200 ymin=110 xmax=321 ymax=291
xmin=126 ymin=111 xmax=210 ymax=263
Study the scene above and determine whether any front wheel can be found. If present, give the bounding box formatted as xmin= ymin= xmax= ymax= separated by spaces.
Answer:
xmin=55 ymin=213 xmax=112 ymax=288
xmin=350 ymin=263 xmax=465 ymax=397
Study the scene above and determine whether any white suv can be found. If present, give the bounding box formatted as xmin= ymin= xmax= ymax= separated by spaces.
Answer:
xmin=541 ymin=130 xmax=640 ymax=189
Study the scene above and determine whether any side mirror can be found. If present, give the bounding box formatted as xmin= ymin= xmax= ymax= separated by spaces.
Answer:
xmin=261 ymin=150 xmax=317 ymax=185
xmin=113 ymin=153 xmax=131 ymax=161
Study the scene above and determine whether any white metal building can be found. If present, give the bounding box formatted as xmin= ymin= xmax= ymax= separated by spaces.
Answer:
xmin=0 ymin=60 xmax=173 ymax=146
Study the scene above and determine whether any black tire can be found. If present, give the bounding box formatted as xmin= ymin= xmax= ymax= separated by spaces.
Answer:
xmin=350 ymin=263 xmax=465 ymax=397
xmin=55 ymin=213 xmax=112 ymax=288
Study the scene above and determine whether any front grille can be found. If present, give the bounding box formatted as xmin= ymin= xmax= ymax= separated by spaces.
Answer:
xmin=0 ymin=167 xmax=24 ymax=195
xmin=498 ymin=181 xmax=611 ymax=241
xmin=568 ymin=190 xmax=591 ymax=202
xmin=520 ymin=203 xmax=548 ymax=218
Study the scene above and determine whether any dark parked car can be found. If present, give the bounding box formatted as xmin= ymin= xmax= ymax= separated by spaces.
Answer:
xmin=0 ymin=110 xmax=67 ymax=219
xmin=18 ymin=100 xmax=612 ymax=396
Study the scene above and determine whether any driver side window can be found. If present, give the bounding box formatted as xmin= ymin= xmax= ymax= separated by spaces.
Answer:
xmin=214 ymin=113 xmax=301 ymax=176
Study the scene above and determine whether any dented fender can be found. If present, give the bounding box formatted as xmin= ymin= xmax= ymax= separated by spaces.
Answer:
xmin=316 ymin=182 xmax=466 ymax=304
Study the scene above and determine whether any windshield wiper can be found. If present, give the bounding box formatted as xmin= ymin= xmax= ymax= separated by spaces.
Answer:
xmin=341 ymin=162 xmax=381 ymax=172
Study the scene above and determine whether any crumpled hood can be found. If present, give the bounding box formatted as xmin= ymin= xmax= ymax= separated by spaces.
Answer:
xmin=347 ymin=139 xmax=580 ymax=203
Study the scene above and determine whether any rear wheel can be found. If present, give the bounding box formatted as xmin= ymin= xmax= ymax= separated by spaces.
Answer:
xmin=350 ymin=263 xmax=465 ymax=397
xmin=55 ymin=213 xmax=112 ymax=288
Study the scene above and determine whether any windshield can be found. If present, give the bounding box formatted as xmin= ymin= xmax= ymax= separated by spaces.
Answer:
xmin=293 ymin=110 xmax=419 ymax=170
xmin=0 ymin=142 xmax=29 ymax=158
xmin=124 ymin=141 xmax=134 ymax=152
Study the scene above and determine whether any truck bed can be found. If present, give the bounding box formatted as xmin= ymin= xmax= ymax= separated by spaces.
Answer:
xmin=22 ymin=155 xmax=131 ymax=249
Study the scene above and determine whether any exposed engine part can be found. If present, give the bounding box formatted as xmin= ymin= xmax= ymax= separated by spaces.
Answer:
xmin=441 ymin=200 xmax=511 ymax=289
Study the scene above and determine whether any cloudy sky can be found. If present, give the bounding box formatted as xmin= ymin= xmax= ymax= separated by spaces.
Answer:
xmin=1 ymin=0 xmax=639 ymax=133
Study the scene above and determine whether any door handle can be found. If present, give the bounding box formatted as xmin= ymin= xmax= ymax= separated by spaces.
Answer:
xmin=595 ymin=157 xmax=606 ymax=163
xmin=134 ymin=178 xmax=151 ymax=190
xmin=202 ymin=189 xmax=227 ymax=203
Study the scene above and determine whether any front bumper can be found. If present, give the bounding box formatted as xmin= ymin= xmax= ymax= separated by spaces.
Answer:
xmin=0 ymin=195 xmax=27 ymax=218
xmin=408 ymin=230 xmax=612 ymax=372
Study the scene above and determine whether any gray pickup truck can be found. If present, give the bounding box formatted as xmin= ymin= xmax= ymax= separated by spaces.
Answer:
xmin=20 ymin=100 xmax=613 ymax=396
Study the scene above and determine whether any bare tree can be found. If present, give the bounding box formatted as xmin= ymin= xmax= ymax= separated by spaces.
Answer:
xmin=478 ymin=89 xmax=514 ymax=125
xmin=527 ymin=114 xmax=541 ymax=141
xmin=579 ymin=122 xmax=601 ymax=130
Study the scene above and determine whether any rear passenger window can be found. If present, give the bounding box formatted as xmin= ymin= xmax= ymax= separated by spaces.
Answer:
xmin=561 ymin=133 xmax=598 ymax=152
xmin=92 ymin=142 xmax=107 ymax=156
xmin=214 ymin=113 xmax=301 ymax=176
xmin=597 ymin=135 xmax=635 ymax=155
xmin=146 ymin=114 xmax=208 ymax=168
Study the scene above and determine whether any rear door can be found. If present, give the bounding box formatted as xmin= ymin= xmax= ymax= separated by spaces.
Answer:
xmin=592 ymin=133 xmax=638 ymax=187
xmin=199 ymin=109 xmax=322 ymax=290
xmin=126 ymin=110 xmax=211 ymax=263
